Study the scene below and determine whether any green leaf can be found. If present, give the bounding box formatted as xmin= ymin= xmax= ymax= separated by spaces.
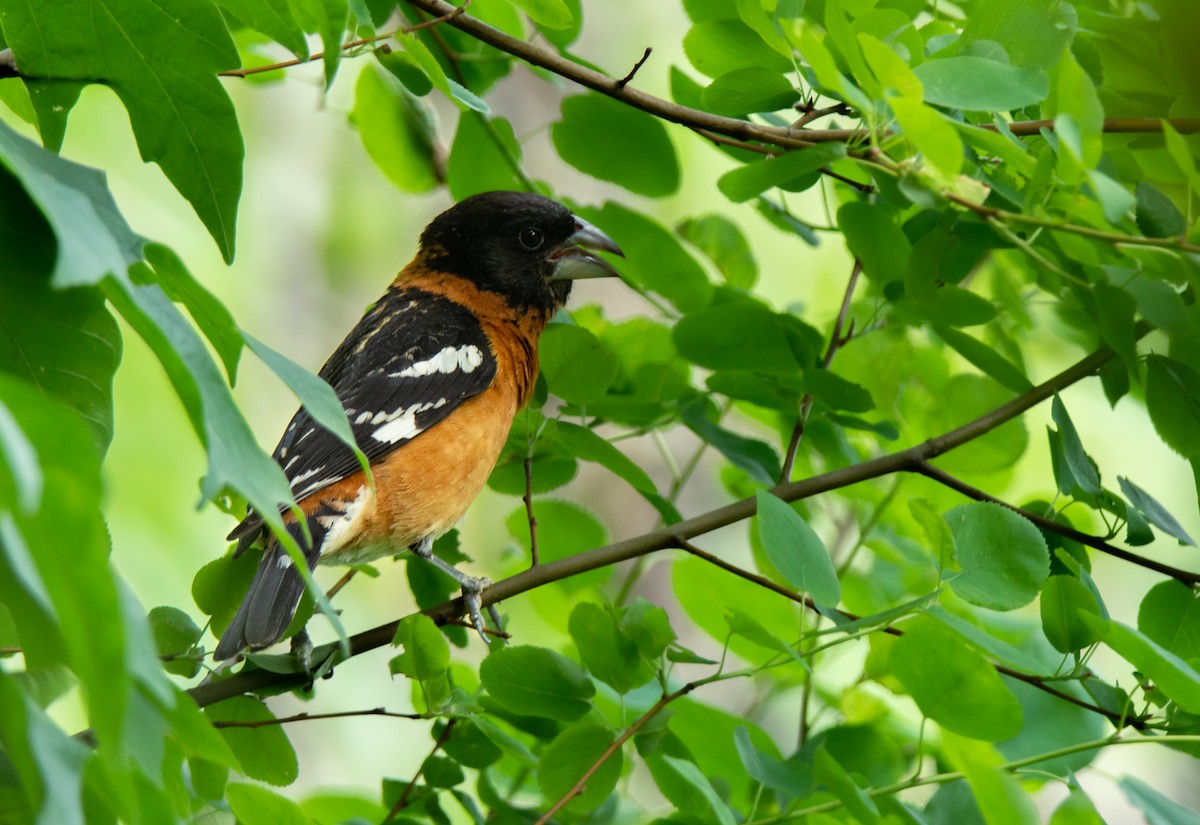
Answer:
xmin=673 ymin=303 xmax=804 ymax=373
xmin=205 ymin=696 xmax=299 ymax=786
xmin=568 ymin=602 xmax=653 ymax=693
xmin=837 ymin=202 xmax=911 ymax=285
xmin=1135 ymin=182 xmax=1187 ymax=239
xmin=890 ymin=618 xmax=1023 ymax=741
xmin=941 ymin=732 xmax=1039 ymax=825
xmin=659 ymin=756 xmax=737 ymax=825
xmin=909 ymin=497 xmax=956 ymax=570
xmin=352 ymin=65 xmax=439 ymax=193
xmin=756 ymin=492 xmax=840 ymax=605
xmin=214 ymin=0 xmax=308 ymax=58
xmin=803 ymin=368 xmax=874 ymax=412
xmin=420 ymin=755 xmax=464 ymax=788
xmin=191 ymin=548 xmax=261 ymax=638
xmin=958 ymin=0 xmax=1076 ymax=70
xmin=683 ymin=19 xmax=792 ymax=78
xmin=934 ymin=325 xmax=1033 ymax=393
xmin=1051 ymin=395 xmax=1101 ymax=496
xmin=1163 ymin=121 xmax=1200 ymax=198
xmin=944 ymin=502 xmax=1049 ymax=611
xmin=226 ymin=783 xmax=312 ymax=825
xmin=889 ymin=96 xmax=964 ymax=178
xmin=813 ymin=745 xmax=881 ymax=825
xmin=926 ymin=376 xmax=1029 ymax=475
xmin=3 ymin=0 xmax=244 ymax=261
xmin=390 ymin=614 xmax=451 ymax=681
xmin=1080 ymin=615 xmax=1200 ymax=713
xmin=680 ymin=401 xmax=782 ymax=485
xmin=479 ymin=645 xmax=595 ymax=721
xmin=504 ymin=500 xmax=608 ymax=585
xmin=733 ymin=726 xmax=812 ymax=794
xmin=676 ymin=214 xmax=758 ymax=289
xmin=447 ymin=114 xmax=526 ymax=200
xmin=1040 ymin=575 xmax=1101 ymax=653
xmin=725 ymin=607 xmax=803 ymax=664
xmin=553 ymin=421 xmax=656 ymax=495
xmin=1138 ymin=580 xmax=1200 ymax=662
xmin=441 ymin=719 xmax=502 ymax=769
xmin=509 ymin=0 xmax=572 ymax=28
xmin=538 ymin=324 xmax=619 ymax=405
xmin=701 ymin=67 xmax=797 ymax=115
xmin=1120 ymin=776 xmax=1200 ymax=825
xmin=1145 ymin=355 xmax=1200 ymax=458
xmin=914 ymin=58 xmax=1049 ymax=111
xmin=537 ymin=723 xmax=622 ymax=812
xmin=0 ymin=271 xmax=121 ymax=454
xmin=552 ymin=93 xmax=680 ymax=197
xmin=148 ymin=606 xmax=202 ymax=678
xmin=718 ymin=143 xmax=848 ymax=203
xmin=290 ymin=0 xmax=349 ymax=87
xmin=1119 ymin=476 xmax=1196 ymax=546
xmin=1050 ymin=787 xmax=1105 ymax=825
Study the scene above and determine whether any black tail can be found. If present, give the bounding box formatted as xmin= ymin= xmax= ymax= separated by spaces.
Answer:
xmin=214 ymin=517 xmax=324 ymax=660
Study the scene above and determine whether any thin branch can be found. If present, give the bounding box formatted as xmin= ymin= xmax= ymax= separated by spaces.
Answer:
xmin=219 ymin=1 xmax=471 ymax=79
xmin=616 ymin=47 xmax=652 ymax=89
xmin=534 ymin=685 xmax=694 ymax=824
xmin=523 ymin=455 xmax=539 ymax=567
xmin=913 ymin=460 xmax=1200 ymax=586
xmin=780 ymin=259 xmax=862 ymax=483
xmin=188 ymin=330 xmax=1146 ymax=709
xmin=384 ymin=719 xmax=458 ymax=821
xmin=212 ymin=707 xmax=422 ymax=728
xmin=326 ymin=569 xmax=357 ymax=600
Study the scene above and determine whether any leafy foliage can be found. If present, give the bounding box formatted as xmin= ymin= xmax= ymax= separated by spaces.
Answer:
xmin=1 ymin=0 xmax=1199 ymax=822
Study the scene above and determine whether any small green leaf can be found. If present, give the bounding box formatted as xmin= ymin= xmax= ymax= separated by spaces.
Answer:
xmin=390 ymin=614 xmax=451 ymax=681
xmin=1145 ymin=355 xmax=1200 ymax=458
xmin=909 ymin=498 xmax=956 ymax=570
xmin=837 ymin=202 xmax=911 ymax=284
xmin=889 ymin=96 xmax=964 ymax=177
xmin=1080 ymin=615 xmax=1200 ymax=713
xmin=554 ymin=421 xmax=656 ymax=495
xmin=1163 ymin=121 xmax=1200 ymax=198
xmin=718 ymin=144 xmax=848 ymax=203
xmin=1137 ymin=580 xmax=1200 ymax=662
xmin=509 ymin=0 xmax=572 ymax=28
xmin=676 ymin=214 xmax=758 ymax=289
xmin=1050 ymin=787 xmax=1105 ymax=825
xmin=915 ymin=57 xmax=1049 ymax=110
xmin=734 ymin=726 xmax=812 ymax=795
xmin=568 ymin=602 xmax=652 ymax=693
xmin=1051 ymin=395 xmax=1101 ymax=496
xmin=552 ymin=93 xmax=679 ymax=197
xmin=659 ymin=756 xmax=738 ymax=825
xmin=756 ymin=492 xmax=840 ymax=605
xmin=680 ymin=402 xmax=782 ymax=484
xmin=683 ymin=19 xmax=791 ymax=78
xmin=479 ymin=645 xmax=594 ymax=721
xmin=1120 ymin=776 xmax=1200 ymax=825
xmin=673 ymin=303 xmax=804 ymax=373
xmin=1135 ymin=182 xmax=1187 ymax=239
xmin=814 ymin=745 xmax=881 ymax=825
xmin=1040 ymin=575 xmax=1102 ymax=653
xmin=890 ymin=619 xmax=1023 ymax=741
xmin=226 ymin=783 xmax=312 ymax=825
xmin=148 ymin=606 xmax=202 ymax=678
xmin=945 ymin=502 xmax=1049 ymax=611
xmin=803 ymin=368 xmax=875 ymax=413
xmin=934 ymin=326 xmax=1033 ymax=393
xmin=538 ymin=324 xmax=619 ymax=405
xmin=537 ymin=724 xmax=622 ymax=812
xmin=447 ymin=115 xmax=526 ymax=200
xmin=941 ymin=732 xmax=1039 ymax=825
xmin=440 ymin=719 xmax=502 ymax=769
xmin=1119 ymin=476 xmax=1196 ymax=546
xmin=726 ymin=607 xmax=803 ymax=664
xmin=701 ymin=67 xmax=797 ymax=116
xmin=205 ymin=697 xmax=299 ymax=786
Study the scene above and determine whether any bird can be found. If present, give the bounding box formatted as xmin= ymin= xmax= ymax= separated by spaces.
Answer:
xmin=213 ymin=191 xmax=623 ymax=661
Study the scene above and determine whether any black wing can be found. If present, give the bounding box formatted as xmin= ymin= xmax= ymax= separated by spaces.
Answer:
xmin=229 ymin=286 xmax=497 ymax=549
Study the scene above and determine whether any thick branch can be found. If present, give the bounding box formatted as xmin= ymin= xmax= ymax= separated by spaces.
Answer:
xmin=188 ymin=330 xmax=1181 ymax=709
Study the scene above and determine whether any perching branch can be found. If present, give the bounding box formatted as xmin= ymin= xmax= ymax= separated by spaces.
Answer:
xmin=211 ymin=707 xmax=422 ymax=729
xmin=188 ymin=324 xmax=1194 ymax=710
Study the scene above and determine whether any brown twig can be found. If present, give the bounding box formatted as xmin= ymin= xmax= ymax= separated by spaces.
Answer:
xmin=912 ymin=461 xmax=1200 ymax=586
xmin=384 ymin=719 xmax=458 ymax=821
xmin=326 ymin=569 xmax=358 ymax=599
xmin=218 ymin=0 xmax=471 ymax=79
xmin=779 ymin=259 xmax=863 ymax=483
xmin=212 ymin=707 xmax=422 ymax=729
xmin=616 ymin=47 xmax=652 ymax=89
xmin=524 ymin=455 xmax=539 ymax=567
xmin=793 ymin=102 xmax=853 ymax=129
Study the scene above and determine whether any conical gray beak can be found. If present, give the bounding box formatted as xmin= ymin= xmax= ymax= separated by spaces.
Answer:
xmin=548 ymin=216 xmax=625 ymax=281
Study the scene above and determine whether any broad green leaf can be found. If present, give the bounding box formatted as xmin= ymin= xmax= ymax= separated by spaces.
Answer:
xmin=1138 ymin=580 xmax=1200 ymax=662
xmin=958 ymin=0 xmax=1076 ymax=70
xmin=537 ymin=723 xmax=622 ymax=812
xmin=735 ymin=0 xmax=791 ymax=56
xmin=914 ymin=58 xmax=1049 ymax=111
xmin=683 ymin=19 xmax=792 ymax=78
xmin=891 ymin=619 xmax=1022 ymax=741
xmin=447 ymin=114 xmax=526 ymax=200
xmin=733 ymin=726 xmax=812 ymax=795
xmin=1040 ymin=575 xmax=1101 ymax=653
xmin=3 ymin=0 xmax=244 ymax=260
xmin=214 ymin=0 xmax=308 ymax=57
xmin=1051 ymin=395 xmax=1101 ymax=496
xmin=673 ymin=303 xmax=805 ymax=372
xmin=837 ymin=202 xmax=911 ymax=284
xmin=945 ymin=503 xmax=1049 ymax=611
xmin=420 ymin=755 xmax=464 ymax=788
xmin=718 ymin=144 xmax=848 ymax=203
xmin=352 ymin=65 xmax=439 ymax=193
xmin=574 ymin=203 xmax=713 ymax=313
xmin=1120 ymin=776 xmax=1200 ymax=825
xmin=934 ymin=326 xmax=1032 ymax=393
xmin=888 ymin=96 xmax=963 ymax=178
xmin=509 ymin=0 xmax=572 ymax=28
xmin=701 ymin=67 xmax=797 ymax=115
xmin=441 ymin=719 xmax=502 ymax=769
xmin=205 ymin=696 xmax=299 ymax=786
xmin=1080 ymin=615 xmax=1200 ymax=713
xmin=621 ymin=599 xmax=675 ymax=660
xmin=756 ymin=492 xmax=840 ymax=604
xmin=390 ymin=614 xmax=451 ymax=681
xmin=676 ymin=214 xmax=758 ymax=289
xmin=941 ymin=732 xmax=1038 ymax=825
xmin=538 ymin=324 xmax=619 ymax=404
xmin=479 ymin=645 xmax=594 ymax=721
xmin=0 ymin=120 xmax=141 ymax=288
xmin=1119 ymin=477 xmax=1196 ymax=545
xmin=226 ymin=783 xmax=312 ymax=825
xmin=1145 ymin=355 xmax=1200 ymax=458
xmin=0 ymin=271 xmax=120 ymax=454
xmin=552 ymin=93 xmax=680 ymax=197
xmin=568 ymin=602 xmax=653 ymax=693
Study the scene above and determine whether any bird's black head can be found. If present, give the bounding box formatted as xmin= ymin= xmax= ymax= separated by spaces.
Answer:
xmin=418 ymin=191 xmax=623 ymax=311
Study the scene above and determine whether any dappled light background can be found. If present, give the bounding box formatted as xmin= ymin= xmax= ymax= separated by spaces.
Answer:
xmin=23 ymin=0 xmax=1199 ymax=817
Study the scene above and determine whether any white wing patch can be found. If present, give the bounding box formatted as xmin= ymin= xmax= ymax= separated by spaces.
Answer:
xmin=317 ymin=485 xmax=373 ymax=557
xmin=370 ymin=398 xmax=449 ymax=444
xmin=391 ymin=345 xmax=484 ymax=379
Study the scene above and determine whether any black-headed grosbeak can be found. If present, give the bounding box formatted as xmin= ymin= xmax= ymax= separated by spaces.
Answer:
xmin=214 ymin=192 xmax=622 ymax=660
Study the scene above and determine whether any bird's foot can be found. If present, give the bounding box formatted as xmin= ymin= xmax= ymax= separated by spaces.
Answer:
xmin=412 ymin=537 xmax=498 ymax=645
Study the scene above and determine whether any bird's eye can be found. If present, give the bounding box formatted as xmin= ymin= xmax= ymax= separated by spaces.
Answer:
xmin=519 ymin=227 xmax=544 ymax=250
